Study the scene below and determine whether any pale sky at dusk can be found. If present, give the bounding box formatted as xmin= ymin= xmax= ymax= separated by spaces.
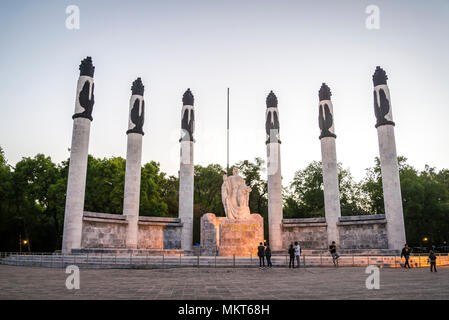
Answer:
xmin=1 ymin=0 xmax=448 ymax=186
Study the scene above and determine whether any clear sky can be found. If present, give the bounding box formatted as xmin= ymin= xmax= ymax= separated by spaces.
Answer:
xmin=1 ymin=0 xmax=448 ymax=186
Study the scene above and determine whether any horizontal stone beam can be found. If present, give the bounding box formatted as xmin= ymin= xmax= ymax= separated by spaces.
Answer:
xmin=282 ymin=217 xmax=326 ymax=224
xmin=138 ymin=221 xmax=183 ymax=227
xmin=83 ymin=217 xmax=128 ymax=224
xmin=282 ymin=223 xmax=328 ymax=228
xmin=338 ymin=214 xmax=386 ymax=222
xmin=337 ymin=219 xmax=387 ymax=226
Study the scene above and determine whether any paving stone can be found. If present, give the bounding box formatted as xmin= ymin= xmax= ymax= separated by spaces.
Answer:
xmin=0 ymin=265 xmax=448 ymax=299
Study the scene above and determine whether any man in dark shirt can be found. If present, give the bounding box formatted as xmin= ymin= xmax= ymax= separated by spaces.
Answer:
xmin=329 ymin=241 xmax=340 ymax=267
xmin=401 ymin=244 xmax=411 ymax=268
xmin=257 ymin=242 xmax=265 ymax=268
xmin=429 ymin=250 xmax=437 ymax=272
xmin=288 ymin=243 xmax=295 ymax=268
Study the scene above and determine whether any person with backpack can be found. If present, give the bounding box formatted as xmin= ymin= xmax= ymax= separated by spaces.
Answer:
xmin=288 ymin=243 xmax=295 ymax=268
xmin=429 ymin=250 xmax=437 ymax=272
xmin=294 ymin=241 xmax=302 ymax=268
xmin=257 ymin=242 xmax=265 ymax=268
xmin=265 ymin=244 xmax=272 ymax=268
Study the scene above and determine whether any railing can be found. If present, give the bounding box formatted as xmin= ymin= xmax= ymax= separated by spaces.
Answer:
xmin=1 ymin=252 xmax=448 ymax=269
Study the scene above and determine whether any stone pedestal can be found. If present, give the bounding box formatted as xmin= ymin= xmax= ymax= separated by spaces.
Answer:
xmin=318 ymin=84 xmax=341 ymax=247
xmin=267 ymin=142 xmax=282 ymax=251
xmin=320 ymin=136 xmax=341 ymax=245
xmin=377 ymin=124 xmax=406 ymax=251
xmin=62 ymin=117 xmax=91 ymax=253
xmin=201 ymin=213 xmax=264 ymax=256
xmin=123 ymin=133 xmax=143 ymax=248
xmin=179 ymin=141 xmax=194 ymax=251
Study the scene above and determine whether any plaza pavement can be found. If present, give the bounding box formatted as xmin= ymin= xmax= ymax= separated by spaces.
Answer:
xmin=0 ymin=265 xmax=447 ymax=300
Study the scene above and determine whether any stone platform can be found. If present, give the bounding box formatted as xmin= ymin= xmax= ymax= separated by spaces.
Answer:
xmin=201 ymin=213 xmax=264 ymax=256
xmin=2 ymin=253 xmax=448 ymax=270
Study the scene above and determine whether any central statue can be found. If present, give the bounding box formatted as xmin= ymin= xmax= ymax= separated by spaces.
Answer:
xmin=221 ymin=168 xmax=252 ymax=219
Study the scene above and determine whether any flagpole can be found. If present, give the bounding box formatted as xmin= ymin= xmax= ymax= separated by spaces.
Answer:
xmin=227 ymin=87 xmax=230 ymax=175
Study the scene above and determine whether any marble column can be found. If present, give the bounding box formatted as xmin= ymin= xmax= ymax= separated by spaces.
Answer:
xmin=265 ymin=91 xmax=283 ymax=251
xmin=62 ymin=57 xmax=95 ymax=254
xmin=318 ymin=83 xmax=341 ymax=246
xmin=179 ymin=89 xmax=195 ymax=251
xmin=372 ymin=66 xmax=406 ymax=251
xmin=124 ymin=78 xmax=145 ymax=249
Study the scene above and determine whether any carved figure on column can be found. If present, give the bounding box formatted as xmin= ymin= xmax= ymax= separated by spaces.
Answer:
xmin=318 ymin=83 xmax=336 ymax=139
xmin=265 ymin=91 xmax=280 ymax=144
xmin=180 ymin=88 xmax=195 ymax=142
xmin=373 ymin=66 xmax=395 ymax=128
xmin=126 ymin=78 xmax=145 ymax=135
xmin=73 ymin=57 xmax=95 ymax=121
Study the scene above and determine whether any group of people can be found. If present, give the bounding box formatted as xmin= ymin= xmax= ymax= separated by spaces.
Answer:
xmin=256 ymin=240 xmax=341 ymax=268
xmin=401 ymin=244 xmax=438 ymax=272
xmin=256 ymin=242 xmax=439 ymax=271
xmin=256 ymin=242 xmax=272 ymax=268
xmin=287 ymin=242 xmax=303 ymax=268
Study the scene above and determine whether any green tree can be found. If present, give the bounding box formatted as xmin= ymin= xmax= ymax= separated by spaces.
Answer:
xmin=159 ymin=174 xmax=179 ymax=217
xmin=194 ymin=164 xmax=226 ymax=216
xmin=285 ymin=161 xmax=366 ymax=218
xmin=0 ymin=147 xmax=18 ymax=251
xmin=139 ymin=161 xmax=170 ymax=217
xmin=84 ymin=156 xmax=126 ymax=214
xmin=10 ymin=154 xmax=62 ymax=251
xmin=192 ymin=164 xmax=225 ymax=244
xmin=361 ymin=157 xmax=449 ymax=247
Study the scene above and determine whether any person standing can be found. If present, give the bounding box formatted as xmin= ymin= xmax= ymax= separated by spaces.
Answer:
xmin=257 ymin=242 xmax=265 ymax=268
xmin=329 ymin=241 xmax=340 ymax=267
xmin=401 ymin=244 xmax=411 ymax=269
xmin=294 ymin=241 xmax=301 ymax=268
xmin=265 ymin=244 xmax=272 ymax=268
xmin=288 ymin=243 xmax=295 ymax=268
xmin=429 ymin=250 xmax=437 ymax=272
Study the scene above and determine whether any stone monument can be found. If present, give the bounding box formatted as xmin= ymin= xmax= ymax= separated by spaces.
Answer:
xmin=318 ymin=83 xmax=341 ymax=246
xmin=62 ymin=57 xmax=95 ymax=254
xmin=201 ymin=168 xmax=263 ymax=256
xmin=123 ymin=78 xmax=145 ymax=248
xmin=265 ymin=91 xmax=283 ymax=251
xmin=372 ymin=66 xmax=406 ymax=251
xmin=179 ymin=89 xmax=195 ymax=251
